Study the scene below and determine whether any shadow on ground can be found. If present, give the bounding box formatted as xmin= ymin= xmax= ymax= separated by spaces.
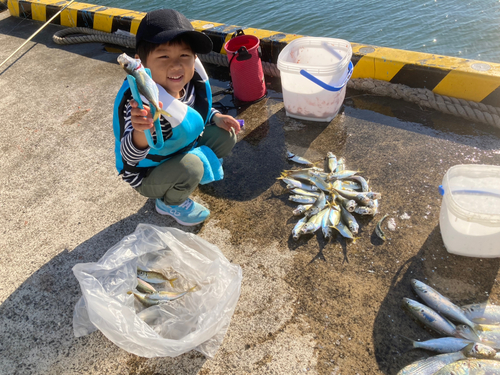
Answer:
xmin=373 ymin=226 xmax=500 ymax=374
xmin=0 ymin=202 xmax=210 ymax=375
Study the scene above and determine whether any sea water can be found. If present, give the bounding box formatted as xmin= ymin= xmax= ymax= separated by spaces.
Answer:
xmin=91 ymin=0 xmax=500 ymax=64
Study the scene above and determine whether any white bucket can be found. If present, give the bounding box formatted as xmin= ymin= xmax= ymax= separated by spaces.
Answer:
xmin=439 ymin=164 xmax=500 ymax=258
xmin=277 ymin=37 xmax=353 ymax=122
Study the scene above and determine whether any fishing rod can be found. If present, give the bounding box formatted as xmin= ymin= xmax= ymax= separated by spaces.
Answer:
xmin=0 ymin=0 xmax=76 ymax=69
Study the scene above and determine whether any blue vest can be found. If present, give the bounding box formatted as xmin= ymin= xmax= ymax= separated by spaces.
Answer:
xmin=113 ymin=59 xmax=212 ymax=175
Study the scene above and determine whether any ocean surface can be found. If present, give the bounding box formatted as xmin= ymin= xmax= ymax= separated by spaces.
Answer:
xmin=93 ymin=0 xmax=500 ymax=64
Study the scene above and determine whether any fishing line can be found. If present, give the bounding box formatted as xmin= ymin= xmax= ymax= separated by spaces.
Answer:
xmin=0 ymin=0 xmax=76 ymax=69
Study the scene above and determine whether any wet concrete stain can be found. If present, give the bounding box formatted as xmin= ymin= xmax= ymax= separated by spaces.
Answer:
xmin=198 ymin=66 xmax=500 ymax=374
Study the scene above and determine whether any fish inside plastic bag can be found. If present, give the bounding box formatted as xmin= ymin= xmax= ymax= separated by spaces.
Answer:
xmin=72 ymin=224 xmax=242 ymax=358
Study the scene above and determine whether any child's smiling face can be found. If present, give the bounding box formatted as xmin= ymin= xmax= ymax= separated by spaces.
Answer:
xmin=141 ymin=40 xmax=196 ymax=99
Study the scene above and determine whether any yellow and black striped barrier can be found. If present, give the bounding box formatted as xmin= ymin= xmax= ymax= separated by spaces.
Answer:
xmin=7 ymin=0 xmax=500 ymax=106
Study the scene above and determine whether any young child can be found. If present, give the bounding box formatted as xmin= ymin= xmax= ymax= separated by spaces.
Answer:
xmin=113 ymin=9 xmax=241 ymax=226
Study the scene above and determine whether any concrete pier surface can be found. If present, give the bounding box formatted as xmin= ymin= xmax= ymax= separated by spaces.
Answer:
xmin=2 ymin=9 xmax=500 ymax=375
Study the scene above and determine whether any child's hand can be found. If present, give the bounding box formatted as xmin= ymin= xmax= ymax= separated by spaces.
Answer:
xmin=213 ymin=113 xmax=242 ymax=135
xmin=130 ymin=99 xmax=163 ymax=133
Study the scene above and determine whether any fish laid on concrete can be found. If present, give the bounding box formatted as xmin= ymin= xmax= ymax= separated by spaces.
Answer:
xmin=402 ymin=298 xmax=458 ymax=337
xmin=433 ymin=359 xmax=500 ymax=374
xmin=457 ymin=324 xmax=500 ymax=349
xmin=280 ymin=152 xmax=382 ymax=243
xmin=400 ymin=336 xmax=473 ymax=354
xmin=397 ymin=351 xmax=467 ymax=375
xmin=279 ymin=176 xmax=319 ymax=192
xmin=324 ymin=152 xmax=337 ymax=173
xmin=462 ymin=302 xmax=500 ymax=324
xmin=292 ymin=204 xmax=313 ymax=216
xmin=292 ymin=216 xmax=309 ymax=240
xmin=287 ymin=151 xmax=314 ymax=166
xmin=117 ymin=53 xmax=171 ymax=123
xmin=375 ymin=214 xmax=389 ymax=241
xmin=411 ymin=279 xmax=479 ymax=331
xmin=289 ymin=195 xmax=317 ymax=204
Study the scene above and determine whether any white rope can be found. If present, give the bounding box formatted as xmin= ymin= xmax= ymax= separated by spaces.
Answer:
xmin=52 ymin=27 xmax=500 ymax=129
xmin=53 ymin=27 xmax=136 ymax=48
xmin=347 ymin=78 xmax=500 ymax=129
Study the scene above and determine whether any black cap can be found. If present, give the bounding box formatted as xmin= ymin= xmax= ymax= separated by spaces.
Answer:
xmin=136 ymin=9 xmax=213 ymax=54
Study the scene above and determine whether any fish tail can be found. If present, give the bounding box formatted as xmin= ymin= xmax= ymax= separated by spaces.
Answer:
xmin=168 ymin=278 xmax=178 ymax=288
xmin=159 ymin=108 xmax=172 ymax=118
xmin=396 ymin=335 xmax=417 ymax=353
xmin=471 ymin=322 xmax=483 ymax=336
xmin=189 ymin=285 xmax=198 ymax=292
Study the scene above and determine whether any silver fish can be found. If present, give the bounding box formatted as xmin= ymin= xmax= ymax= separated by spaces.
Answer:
xmin=321 ymin=206 xmax=333 ymax=239
xmin=459 ymin=324 xmax=500 ymax=349
xmin=309 ymin=170 xmax=330 ymax=179
xmin=334 ymin=193 xmax=357 ymax=212
xmin=345 ymin=175 xmax=369 ymax=192
xmin=366 ymin=191 xmax=382 ymax=199
xmin=302 ymin=208 xmax=329 ymax=234
xmin=339 ymin=180 xmax=361 ymax=190
xmin=324 ymin=152 xmax=337 ymax=173
xmin=329 ymin=205 xmax=341 ymax=227
xmin=331 ymin=219 xmax=355 ymax=240
xmin=292 ymin=204 xmax=313 ymax=216
xmin=462 ymin=342 xmax=497 ymax=359
xmin=292 ymin=216 xmax=309 ymax=240
xmin=136 ymin=277 xmax=157 ymax=294
xmin=287 ymin=151 xmax=314 ymax=166
xmin=117 ymin=53 xmax=172 ymax=123
xmin=332 ymin=188 xmax=371 ymax=205
xmin=128 ymin=286 xmax=196 ymax=306
xmin=433 ymin=359 xmax=500 ymax=374
xmin=290 ymin=188 xmax=320 ymax=197
xmin=281 ymin=170 xmax=315 ymax=183
xmin=375 ymin=214 xmax=389 ymax=241
xmin=335 ymin=157 xmax=346 ymax=172
xmin=354 ymin=206 xmax=377 ymax=216
xmin=400 ymin=336 xmax=472 ymax=354
xmin=340 ymin=205 xmax=359 ymax=234
xmin=402 ymin=298 xmax=458 ymax=337
xmin=411 ymin=279 xmax=479 ymax=331
xmin=462 ymin=303 xmax=500 ymax=324
xmin=326 ymin=170 xmax=360 ymax=181
xmin=289 ymin=195 xmax=317 ymax=204
xmin=397 ymin=351 xmax=466 ymax=375
xmin=137 ymin=268 xmax=177 ymax=287
xmin=281 ymin=177 xmax=319 ymax=191
xmin=332 ymin=180 xmax=355 ymax=192
xmin=307 ymin=189 xmax=327 ymax=217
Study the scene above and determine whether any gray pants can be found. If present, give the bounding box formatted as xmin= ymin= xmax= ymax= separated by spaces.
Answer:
xmin=135 ymin=126 xmax=237 ymax=205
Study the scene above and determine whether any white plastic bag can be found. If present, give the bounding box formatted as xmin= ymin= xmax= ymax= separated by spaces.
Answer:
xmin=72 ymin=224 xmax=242 ymax=358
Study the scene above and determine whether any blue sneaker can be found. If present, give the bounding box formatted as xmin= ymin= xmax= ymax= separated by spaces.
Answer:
xmin=155 ymin=198 xmax=210 ymax=226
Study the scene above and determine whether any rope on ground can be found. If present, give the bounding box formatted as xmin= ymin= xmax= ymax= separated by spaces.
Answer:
xmin=53 ymin=27 xmax=136 ymax=49
xmin=52 ymin=27 xmax=500 ymax=129
xmin=348 ymin=78 xmax=500 ymax=129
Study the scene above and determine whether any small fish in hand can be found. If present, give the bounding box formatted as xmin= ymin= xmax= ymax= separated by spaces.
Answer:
xmin=117 ymin=53 xmax=172 ymax=123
